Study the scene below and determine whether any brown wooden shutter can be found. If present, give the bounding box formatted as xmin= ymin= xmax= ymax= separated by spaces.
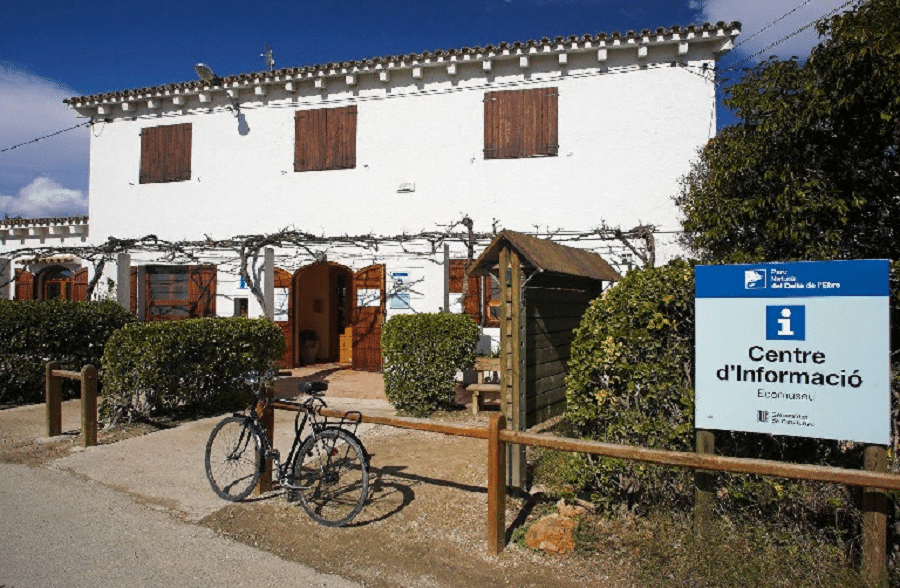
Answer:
xmin=72 ymin=267 xmax=88 ymax=301
xmin=140 ymin=126 xmax=161 ymax=184
xmin=543 ymin=87 xmax=559 ymax=156
xmin=170 ymin=123 xmax=192 ymax=181
xmin=327 ymin=105 xmax=356 ymax=170
xmin=296 ymin=106 xmax=356 ymax=172
xmin=14 ymin=270 xmax=33 ymax=300
xmin=484 ymin=88 xmax=557 ymax=159
xmin=449 ymin=259 xmax=481 ymax=323
xmin=189 ymin=265 xmax=217 ymax=317
xmin=295 ymin=109 xmax=328 ymax=172
xmin=484 ymin=92 xmax=498 ymax=159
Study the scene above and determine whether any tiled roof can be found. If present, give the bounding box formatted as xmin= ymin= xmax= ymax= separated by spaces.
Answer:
xmin=0 ymin=216 xmax=88 ymax=228
xmin=65 ymin=22 xmax=740 ymax=105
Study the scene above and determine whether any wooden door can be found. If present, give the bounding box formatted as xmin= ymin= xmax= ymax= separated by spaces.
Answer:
xmin=72 ymin=268 xmax=88 ymax=301
xmin=350 ymin=264 xmax=385 ymax=371
xmin=14 ymin=270 xmax=33 ymax=300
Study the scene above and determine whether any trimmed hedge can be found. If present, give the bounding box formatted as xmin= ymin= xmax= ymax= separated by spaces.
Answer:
xmin=101 ymin=317 xmax=286 ymax=422
xmin=0 ymin=300 xmax=136 ymax=403
xmin=382 ymin=313 xmax=479 ymax=417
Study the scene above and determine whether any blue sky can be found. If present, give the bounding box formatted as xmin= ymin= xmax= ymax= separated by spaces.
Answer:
xmin=0 ymin=0 xmax=854 ymax=219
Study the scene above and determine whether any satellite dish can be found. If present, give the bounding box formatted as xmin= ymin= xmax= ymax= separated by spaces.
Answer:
xmin=194 ymin=63 xmax=219 ymax=83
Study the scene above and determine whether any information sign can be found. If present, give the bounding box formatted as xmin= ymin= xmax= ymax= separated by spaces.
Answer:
xmin=695 ymin=260 xmax=889 ymax=444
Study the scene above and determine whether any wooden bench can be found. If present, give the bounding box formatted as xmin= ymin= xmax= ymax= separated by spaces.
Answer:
xmin=466 ymin=357 xmax=501 ymax=415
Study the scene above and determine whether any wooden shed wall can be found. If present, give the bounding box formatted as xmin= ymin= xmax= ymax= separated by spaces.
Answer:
xmin=523 ymin=285 xmax=597 ymax=428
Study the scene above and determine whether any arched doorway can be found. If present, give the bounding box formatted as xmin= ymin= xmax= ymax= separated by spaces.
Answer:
xmin=19 ymin=265 xmax=88 ymax=301
xmin=291 ymin=263 xmax=353 ymax=366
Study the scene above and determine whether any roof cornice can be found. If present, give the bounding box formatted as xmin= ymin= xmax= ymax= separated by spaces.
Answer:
xmin=64 ymin=21 xmax=740 ymax=111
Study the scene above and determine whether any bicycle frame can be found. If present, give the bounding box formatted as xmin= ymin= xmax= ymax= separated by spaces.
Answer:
xmin=238 ymin=376 xmax=365 ymax=489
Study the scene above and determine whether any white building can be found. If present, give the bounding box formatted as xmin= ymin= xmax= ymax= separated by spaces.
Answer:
xmin=6 ymin=22 xmax=739 ymax=369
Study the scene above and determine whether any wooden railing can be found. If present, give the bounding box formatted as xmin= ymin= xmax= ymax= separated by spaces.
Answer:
xmin=45 ymin=362 xmax=98 ymax=447
xmin=261 ymin=394 xmax=899 ymax=582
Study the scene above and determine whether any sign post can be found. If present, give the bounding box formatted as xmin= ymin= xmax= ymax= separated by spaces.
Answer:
xmin=695 ymin=260 xmax=890 ymax=582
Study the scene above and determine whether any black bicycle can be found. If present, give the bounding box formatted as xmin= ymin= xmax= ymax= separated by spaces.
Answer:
xmin=204 ymin=370 xmax=369 ymax=527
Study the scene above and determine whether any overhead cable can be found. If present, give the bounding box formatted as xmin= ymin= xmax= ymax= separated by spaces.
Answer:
xmin=0 ymin=121 xmax=90 ymax=154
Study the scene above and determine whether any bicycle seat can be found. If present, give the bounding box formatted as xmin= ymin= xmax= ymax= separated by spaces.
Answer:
xmin=298 ymin=381 xmax=328 ymax=395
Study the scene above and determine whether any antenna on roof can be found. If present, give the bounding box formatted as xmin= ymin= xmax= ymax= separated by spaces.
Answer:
xmin=261 ymin=43 xmax=275 ymax=72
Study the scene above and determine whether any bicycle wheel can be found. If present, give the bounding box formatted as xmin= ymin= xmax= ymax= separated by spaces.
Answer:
xmin=205 ymin=416 xmax=263 ymax=502
xmin=292 ymin=428 xmax=369 ymax=527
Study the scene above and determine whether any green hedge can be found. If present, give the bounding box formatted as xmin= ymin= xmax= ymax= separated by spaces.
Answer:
xmin=563 ymin=260 xmax=864 ymax=534
xmin=101 ymin=317 xmax=286 ymax=422
xmin=0 ymin=300 xmax=136 ymax=403
xmin=382 ymin=313 xmax=479 ymax=417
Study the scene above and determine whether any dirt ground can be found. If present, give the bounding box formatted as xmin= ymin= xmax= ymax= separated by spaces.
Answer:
xmin=207 ymin=364 xmax=635 ymax=588
xmin=201 ymin=424 xmax=633 ymax=588
xmin=1 ymin=364 xmax=637 ymax=588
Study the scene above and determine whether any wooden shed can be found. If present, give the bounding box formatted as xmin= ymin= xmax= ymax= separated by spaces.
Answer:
xmin=469 ymin=230 xmax=621 ymax=487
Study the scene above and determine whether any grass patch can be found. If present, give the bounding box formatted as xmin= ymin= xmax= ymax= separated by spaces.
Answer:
xmin=573 ymin=510 xmax=866 ymax=588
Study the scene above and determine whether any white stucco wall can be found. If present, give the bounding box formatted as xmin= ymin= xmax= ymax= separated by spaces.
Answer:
xmin=83 ymin=44 xmax=721 ymax=261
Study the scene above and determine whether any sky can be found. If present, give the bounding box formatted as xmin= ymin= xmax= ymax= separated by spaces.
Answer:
xmin=0 ymin=0 xmax=856 ymax=219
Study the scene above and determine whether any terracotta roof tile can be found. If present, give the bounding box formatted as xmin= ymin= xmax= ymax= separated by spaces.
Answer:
xmin=64 ymin=21 xmax=740 ymax=105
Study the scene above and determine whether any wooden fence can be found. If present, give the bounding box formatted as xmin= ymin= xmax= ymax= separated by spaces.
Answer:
xmin=263 ymin=395 xmax=899 ymax=584
xmin=45 ymin=362 xmax=98 ymax=447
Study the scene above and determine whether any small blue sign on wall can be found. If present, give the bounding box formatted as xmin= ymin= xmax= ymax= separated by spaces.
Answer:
xmin=695 ymin=260 xmax=889 ymax=444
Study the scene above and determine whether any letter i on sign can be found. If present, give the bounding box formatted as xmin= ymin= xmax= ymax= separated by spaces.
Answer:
xmin=766 ymin=305 xmax=805 ymax=341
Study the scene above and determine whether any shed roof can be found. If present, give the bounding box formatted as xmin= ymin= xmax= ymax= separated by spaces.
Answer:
xmin=469 ymin=230 xmax=621 ymax=283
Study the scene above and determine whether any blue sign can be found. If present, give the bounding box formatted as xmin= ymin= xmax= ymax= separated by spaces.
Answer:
xmin=695 ymin=260 xmax=889 ymax=444
xmin=765 ymin=305 xmax=805 ymax=341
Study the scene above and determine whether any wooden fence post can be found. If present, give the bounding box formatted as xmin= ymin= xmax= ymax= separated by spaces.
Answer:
xmin=45 ymin=361 xmax=62 ymax=437
xmin=694 ymin=429 xmax=715 ymax=534
xmin=863 ymin=444 xmax=888 ymax=586
xmin=256 ymin=384 xmax=275 ymax=494
xmin=80 ymin=365 xmax=98 ymax=447
xmin=487 ymin=412 xmax=507 ymax=555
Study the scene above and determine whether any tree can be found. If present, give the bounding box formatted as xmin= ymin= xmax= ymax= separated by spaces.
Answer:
xmin=676 ymin=0 xmax=900 ymax=262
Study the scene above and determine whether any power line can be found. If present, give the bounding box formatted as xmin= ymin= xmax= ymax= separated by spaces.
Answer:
xmin=726 ymin=0 xmax=854 ymax=71
xmin=733 ymin=0 xmax=816 ymax=49
xmin=0 ymin=121 xmax=90 ymax=154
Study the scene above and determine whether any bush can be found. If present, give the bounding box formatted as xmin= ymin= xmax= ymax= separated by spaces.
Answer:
xmin=0 ymin=300 xmax=136 ymax=403
xmin=101 ymin=317 xmax=286 ymax=422
xmin=563 ymin=260 xmax=864 ymax=535
xmin=564 ymin=260 xmax=696 ymax=512
xmin=382 ymin=313 xmax=479 ymax=417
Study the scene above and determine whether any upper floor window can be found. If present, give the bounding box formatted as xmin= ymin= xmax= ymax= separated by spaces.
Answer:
xmin=484 ymin=88 xmax=558 ymax=159
xmin=139 ymin=123 xmax=192 ymax=184
xmin=294 ymin=105 xmax=357 ymax=172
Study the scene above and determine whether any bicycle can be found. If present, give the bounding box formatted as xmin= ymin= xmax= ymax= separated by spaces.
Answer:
xmin=204 ymin=370 xmax=369 ymax=527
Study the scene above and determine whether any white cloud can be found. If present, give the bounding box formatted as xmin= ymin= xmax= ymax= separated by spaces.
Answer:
xmin=0 ymin=176 xmax=87 ymax=218
xmin=701 ymin=0 xmax=855 ymax=62
xmin=0 ymin=63 xmax=89 ymax=218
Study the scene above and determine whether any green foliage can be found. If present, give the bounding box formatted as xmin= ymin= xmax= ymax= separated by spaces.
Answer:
xmin=676 ymin=0 xmax=900 ymax=262
xmin=101 ymin=317 xmax=286 ymax=422
xmin=563 ymin=262 xmax=864 ymax=535
xmin=0 ymin=300 xmax=135 ymax=403
xmin=382 ymin=313 xmax=479 ymax=417
xmin=565 ymin=261 xmax=697 ymax=512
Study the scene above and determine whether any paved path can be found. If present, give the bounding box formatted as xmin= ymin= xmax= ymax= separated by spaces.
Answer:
xmin=0 ymin=381 xmax=395 ymax=588
xmin=0 ymin=462 xmax=362 ymax=588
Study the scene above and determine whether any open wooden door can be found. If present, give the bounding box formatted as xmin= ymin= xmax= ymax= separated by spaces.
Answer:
xmin=350 ymin=264 xmax=385 ymax=371
xmin=14 ymin=270 xmax=33 ymax=300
